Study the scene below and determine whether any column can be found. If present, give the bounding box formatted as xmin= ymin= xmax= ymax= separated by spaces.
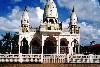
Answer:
xmin=75 ymin=46 xmax=76 ymax=54
xmin=19 ymin=44 xmax=20 ymax=54
xmin=78 ymin=45 xmax=80 ymax=54
xmin=42 ymin=35 xmax=44 ymax=54
xmin=28 ymin=41 xmax=30 ymax=54
xmin=31 ymin=45 xmax=32 ymax=54
xmin=41 ymin=35 xmax=44 ymax=63
xmin=57 ymin=40 xmax=58 ymax=54
xmin=18 ymin=41 xmax=21 ymax=54
xmin=68 ymin=42 xmax=71 ymax=55
xmin=58 ymin=36 xmax=60 ymax=54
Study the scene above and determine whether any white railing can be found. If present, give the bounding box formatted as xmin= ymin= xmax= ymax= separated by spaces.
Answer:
xmin=43 ymin=54 xmax=66 ymax=63
xmin=1 ymin=54 xmax=100 ymax=63
xmin=0 ymin=54 xmax=19 ymax=62
xmin=0 ymin=54 xmax=42 ymax=63
xmin=68 ymin=54 xmax=100 ymax=63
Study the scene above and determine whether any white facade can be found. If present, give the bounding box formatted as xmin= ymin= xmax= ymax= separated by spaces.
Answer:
xmin=18 ymin=0 xmax=80 ymax=55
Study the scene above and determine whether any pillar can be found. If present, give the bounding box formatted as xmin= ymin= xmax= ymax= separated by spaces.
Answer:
xmin=18 ymin=40 xmax=21 ymax=54
xmin=28 ymin=40 xmax=30 ymax=54
xmin=75 ymin=45 xmax=76 ymax=54
xmin=31 ymin=44 xmax=32 ymax=54
xmin=57 ymin=40 xmax=58 ymax=54
xmin=78 ymin=45 xmax=80 ymax=54
xmin=41 ymin=35 xmax=44 ymax=63
xmin=19 ymin=42 xmax=20 ymax=54
xmin=58 ymin=36 xmax=60 ymax=54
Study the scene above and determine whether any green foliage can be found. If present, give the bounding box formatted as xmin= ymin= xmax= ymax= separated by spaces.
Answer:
xmin=0 ymin=32 xmax=19 ymax=54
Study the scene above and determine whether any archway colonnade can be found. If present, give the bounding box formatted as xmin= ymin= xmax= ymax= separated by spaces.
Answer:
xmin=19 ymin=36 xmax=79 ymax=55
xmin=42 ymin=35 xmax=69 ymax=54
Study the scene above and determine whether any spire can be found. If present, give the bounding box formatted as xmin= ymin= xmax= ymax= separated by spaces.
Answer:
xmin=72 ymin=6 xmax=75 ymax=12
xmin=22 ymin=6 xmax=29 ymax=21
xmin=70 ymin=6 xmax=77 ymax=25
xmin=69 ymin=6 xmax=80 ymax=34
xmin=23 ymin=6 xmax=29 ymax=13
xmin=21 ymin=6 xmax=30 ymax=33
xmin=46 ymin=0 xmax=53 ymax=2
xmin=24 ymin=6 xmax=28 ymax=11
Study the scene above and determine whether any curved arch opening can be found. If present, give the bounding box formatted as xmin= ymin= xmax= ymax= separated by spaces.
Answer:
xmin=71 ymin=39 xmax=79 ymax=54
xmin=44 ymin=36 xmax=57 ymax=54
xmin=60 ymin=38 xmax=69 ymax=54
xmin=30 ymin=37 xmax=41 ymax=54
xmin=49 ymin=19 xmax=54 ymax=24
xmin=21 ymin=38 xmax=29 ymax=54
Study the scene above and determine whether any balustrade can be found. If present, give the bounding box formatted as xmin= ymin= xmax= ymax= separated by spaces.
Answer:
xmin=0 ymin=54 xmax=100 ymax=63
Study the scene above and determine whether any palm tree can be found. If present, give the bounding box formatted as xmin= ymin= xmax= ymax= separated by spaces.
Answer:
xmin=0 ymin=32 xmax=19 ymax=54
xmin=1 ymin=32 xmax=12 ymax=54
xmin=11 ymin=33 xmax=19 ymax=54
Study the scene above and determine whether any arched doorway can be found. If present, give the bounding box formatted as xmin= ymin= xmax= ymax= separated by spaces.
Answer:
xmin=60 ymin=38 xmax=69 ymax=54
xmin=71 ymin=39 xmax=79 ymax=54
xmin=30 ymin=37 xmax=41 ymax=54
xmin=21 ymin=38 xmax=29 ymax=54
xmin=44 ymin=36 xmax=57 ymax=54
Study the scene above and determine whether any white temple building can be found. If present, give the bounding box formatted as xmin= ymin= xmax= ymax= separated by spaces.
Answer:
xmin=18 ymin=0 xmax=80 ymax=55
xmin=2 ymin=0 xmax=100 ymax=63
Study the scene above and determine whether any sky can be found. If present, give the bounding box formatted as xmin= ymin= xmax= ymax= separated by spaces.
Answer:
xmin=0 ymin=0 xmax=100 ymax=45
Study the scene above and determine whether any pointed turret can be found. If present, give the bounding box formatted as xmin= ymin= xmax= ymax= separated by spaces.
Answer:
xmin=70 ymin=6 xmax=78 ymax=25
xmin=21 ymin=7 xmax=30 ymax=33
xmin=22 ymin=7 xmax=29 ymax=22
xmin=69 ymin=6 xmax=80 ymax=34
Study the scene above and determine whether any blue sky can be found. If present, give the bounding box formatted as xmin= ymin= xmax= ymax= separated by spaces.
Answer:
xmin=0 ymin=0 xmax=100 ymax=45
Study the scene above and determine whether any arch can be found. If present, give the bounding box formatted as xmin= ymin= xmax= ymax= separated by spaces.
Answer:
xmin=60 ymin=38 xmax=69 ymax=54
xmin=21 ymin=38 xmax=29 ymax=54
xmin=71 ymin=39 xmax=79 ymax=54
xmin=44 ymin=36 xmax=57 ymax=54
xmin=44 ymin=18 xmax=48 ymax=22
xmin=73 ymin=39 xmax=78 ymax=44
xmin=49 ymin=19 xmax=54 ymax=24
xmin=30 ymin=37 xmax=41 ymax=54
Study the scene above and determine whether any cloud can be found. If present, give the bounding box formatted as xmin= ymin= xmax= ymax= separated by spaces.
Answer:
xmin=57 ymin=0 xmax=100 ymax=22
xmin=29 ymin=7 xmax=44 ymax=27
xmin=0 ymin=6 xmax=21 ymax=32
xmin=63 ymin=18 xmax=100 ymax=45
xmin=0 ymin=6 xmax=44 ymax=32
xmin=57 ymin=0 xmax=100 ymax=45
xmin=40 ymin=0 xmax=46 ymax=5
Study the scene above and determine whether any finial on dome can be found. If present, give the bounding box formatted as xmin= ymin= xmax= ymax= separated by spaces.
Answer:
xmin=72 ymin=6 xmax=75 ymax=12
xmin=24 ymin=6 xmax=28 ymax=11
xmin=47 ymin=0 xmax=53 ymax=2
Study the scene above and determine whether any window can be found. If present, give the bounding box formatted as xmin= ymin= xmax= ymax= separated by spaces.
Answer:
xmin=49 ymin=19 xmax=54 ymax=23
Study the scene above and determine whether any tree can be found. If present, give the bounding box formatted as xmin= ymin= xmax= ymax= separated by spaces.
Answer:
xmin=0 ymin=32 xmax=19 ymax=54
xmin=11 ymin=33 xmax=19 ymax=54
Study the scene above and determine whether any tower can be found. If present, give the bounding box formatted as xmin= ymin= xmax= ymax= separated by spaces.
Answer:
xmin=21 ymin=7 xmax=30 ymax=33
xmin=18 ymin=7 xmax=30 ymax=54
xmin=68 ymin=6 xmax=80 ymax=55
xmin=40 ymin=0 xmax=61 ymax=31
xmin=69 ymin=6 xmax=80 ymax=34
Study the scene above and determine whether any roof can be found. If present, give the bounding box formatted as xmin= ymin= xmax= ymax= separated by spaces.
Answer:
xmin=91 ymin=44 xmax=100 ymax=48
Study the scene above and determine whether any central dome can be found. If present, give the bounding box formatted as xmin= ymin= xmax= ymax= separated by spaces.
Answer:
xmin=43 ymin=0 xmax=58 ymax=19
